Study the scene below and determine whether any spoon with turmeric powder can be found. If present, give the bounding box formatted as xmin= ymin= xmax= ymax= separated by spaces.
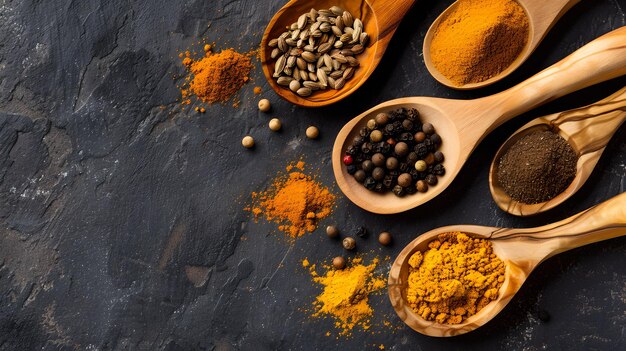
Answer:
xmin=423 ymin=0 xmax=581 ymax=89
xmin=489 ymin=86 xmax=626 ymax=216
xmin=260 ymin=0 xmax=415 ymax=107
xmin=333 ymin=26 xmax=626 ymax=214
xmin=389 ymin=191 xmax=626 ymax=337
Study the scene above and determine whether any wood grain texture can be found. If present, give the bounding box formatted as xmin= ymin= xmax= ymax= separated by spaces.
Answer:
xmin=260 ymin=0 xmax=415 ymax=107
xmin=423 ymin=0 xmax=582 ymax=89
xmin=333 ymin=26 xmax=626 ymax=214
xmin=490 ymin=86 xmax=626 ymax=216
xmin=388 ymin=192 xmax=626 ymax=337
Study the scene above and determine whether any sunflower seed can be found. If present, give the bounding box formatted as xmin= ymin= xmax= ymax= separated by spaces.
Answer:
xmin=318 ymin=9 xmax=333 ymax=17
xmin=317 ymin=68 xmax=328 ymax=87
xmin=293 ymin=67 xmax=301 ymax=81
xmin=342 ymin=11 xmax=353 ymax=27
xmin=308 ymin=8 xmax=317 ymax=21
xmin=278 ymin=37 xmax=287 ymax=52
xmin=344 ymin=27 xmax=353 ymax=35
xmin=332 ymin=59 xmax=341 ymax=70
xmin=340 ymin=49 xmax=354 ymax=56
xmin=330 ymin=70 xmax=343 ymax=79
xmin=300 ymin=29 xmax=310 ymax=40
xmin=323 ymin=54 xmax=332 ymax=68
xmin=351 ymin=26 xmax=361 ymax=43
xmin=297 ymin=14 xmax=308 ymax=29
xmin=279 ymin=31 xmax=290 ymax=39
xmin=334 ymin=41 xmax=343 ymax=48
xmin=334 ymin=77 xmax=345 ymax=90
xmin=319 ymin=22 xmax=331 ymax=32
xmin=284 ymin=67 xmax=292 ymax=75
xmin=296 ymin=57 xmax=307 ymax=70
xmin=331 ymin=26 xmax=343 ymax=37
xmin=343 ymin=67 xmax=355 ymax=80
xmin=300 ymin=70 xmax=309 ymax=81
xmin=331 ymin=53 xmax=347 ymax=63
xmin=297 ymin=87 xmax=312 ymax=97
xmin=307 ymin=63 xmax=316 ymax=72
xmin=274 ymin=55 xmax=286 ymax=76
xmin=318 ymin=42 xmax=332 ymax=54
xmin=268 ymin=38 xmax=278 ymax=47
xmin=340 ymin=33 xmax=351 ymax=43
xmin=290 ymin=22 xmax=298 ymax=30
xmin=285 ymin=38 xmax=297 ymax=47
xmin=360 ymin=33 xmax=369 ymax=46
xmin=271 ymin=48 xmax=281 ymax=59
xmin=346 ymin=56 xmax=359 ymax=67
xmin=304 ymin=44 xmax=315 ymax=52
xmin=353 ymin=19 xmax=363 ymax=32
xmin=351 ymin=44 xmax=364 ymax=54
xmin=330 ymin=6 xmax=343 ymax=15
xmin=310 ymin=21 xmax=321 ymax=32
xmin=303 ymin=81 xmax=321 ymax=90
xmin=289 ymin=80 xmax=301 ymax=92
xmin=291 ymin=29 xmax=300 ymax=40
xmin=317 ymin=15 xmax=330 ymax=23
xmin=301 ymin=51 xmax=316 ymax=63
xmin=287 ymin=55 xmax=297 ymax=68
xmin=335 ymin=16 xmax=344 ymax=31
xmin=311 ymin=29 xmax=323 ymax=38
xmin=289 ymin=48 xmax=301 ymax=56
xmin=309 ymin=72 xmax=318 ymax=81
xmin=277 ymin=76 xmax=293 ymax=86
xmin=328 ymin=76 xmax=336 ymax=89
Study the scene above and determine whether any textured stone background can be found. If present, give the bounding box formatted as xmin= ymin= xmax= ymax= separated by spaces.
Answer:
xmin=0 ymin=0 xmax=625 ymax=350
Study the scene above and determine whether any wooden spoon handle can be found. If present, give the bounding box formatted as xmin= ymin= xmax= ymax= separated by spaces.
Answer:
xmin=492 ymin=192 xmax=626 ymax=261
xmin=368 ymin=0 xmax=415 ymax=41
xmin=551 ymin=86 xmax=626 ymax=153
xmin=475 ymin=26 xmax=626 ymax=134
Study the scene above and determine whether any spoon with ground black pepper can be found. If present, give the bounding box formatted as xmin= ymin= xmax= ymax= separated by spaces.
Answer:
xmin=333 ymin=26 xmax=626 ymax=214
xmin=260 ymin=0 xmax=415 ymax=107
xmin=489 ymin=86 xmax=626 ymax=216
xmin=423 ymin=0 xmax=581 ymax=89
xmin=388 ymin=191 xmax=626 ymax=337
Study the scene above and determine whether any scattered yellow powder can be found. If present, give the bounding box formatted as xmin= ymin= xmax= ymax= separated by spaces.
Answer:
xmin=302 ymin=258 xmax=310 ymax=268
xmin=248 ymin=161 xmax=335 ymax=238
xmin=405 ymin=232 xmax=505 ymax=324
xmin=307 ymin=257 xmax=386 ymax=336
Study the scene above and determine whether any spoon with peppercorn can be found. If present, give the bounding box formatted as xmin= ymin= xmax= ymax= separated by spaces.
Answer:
xmin=389 ymin=191 xmax=626 ymax=337
xmin=490 ymin=86 xmax=626 ymax=216
xmin=333 ymin=26 xmax=626 ymax=214
xmin=423 ymin=0 xmax=581 ymax=89
xmin=260 ymin=0 xmax=416 ymax=107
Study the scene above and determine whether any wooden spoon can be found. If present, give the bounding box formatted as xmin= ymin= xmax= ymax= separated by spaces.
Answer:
xmin=490 ymin=86 xmax=626 ymax=216
xmin=423 ymin=0 xmax=581 ymax=89
xmin=388 ymin=191 xmax=626 ymax=337
xmin=332 ymin=26 xmax=626 ymax=214
xmin=260 ymin=0 xmax=415 ymax=107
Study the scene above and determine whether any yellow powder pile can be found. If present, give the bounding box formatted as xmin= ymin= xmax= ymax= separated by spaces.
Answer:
xmin=405 ymin=232 xmax=505 ymax=324
xmin=430 ymin=0 xmax=529 ymax=85
xmin=180 ymin=47 xmax=254 ymax=105
xmin=306 ymin=257 xmax=386 ymax=336
xmin=248 ymin=161 xmax=335 ymax=238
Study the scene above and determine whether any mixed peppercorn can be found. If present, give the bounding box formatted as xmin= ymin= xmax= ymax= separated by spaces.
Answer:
xmin=343 ymin=108 xmax=445 ymax=196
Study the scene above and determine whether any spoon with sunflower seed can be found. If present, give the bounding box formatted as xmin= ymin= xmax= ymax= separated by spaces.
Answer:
xmin=261 ymin=0 xmax=416 ymax=107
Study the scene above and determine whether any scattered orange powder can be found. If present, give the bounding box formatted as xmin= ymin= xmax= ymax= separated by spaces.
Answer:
xmin=253 ymin=86 xmax=262 ymax=94
xmin=305 ymin=257 xmax=386 ymax=337
xmin=248 ymin=161 xmax=335 ymax=238
xmin=180 ymin=48 xmax=254 ymax=105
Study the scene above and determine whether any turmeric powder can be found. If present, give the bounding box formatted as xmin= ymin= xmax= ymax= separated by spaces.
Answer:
xmin=248 ymin=161 xmax=335 ymax=238
xmin=429 ymin=0 xmax=529 ymax=85
xmin=306 ymin=257 xmax=386 ymax=336
xmin=405 ymin=232 xmax=505 ymax=324
xmin=180 ymin=47 xmax=253 ymax=105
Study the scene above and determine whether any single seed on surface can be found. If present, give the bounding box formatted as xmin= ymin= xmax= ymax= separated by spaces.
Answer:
xmin=332 ymin=256 xmax=346 ymax=269
xmin=342 ymin=237 xmax=356 ymax=250
xmin=269 ymin=118 xmax=282 ymax=131
xmin=306 ymin=125 xmax=319 ymax=139
xmin=258 ymin=99 xmax=271 ymax=112
xmin=326 ymin=225 xmax=340 ymax=238
xmin=378 ymin=232 xmax=392 ymax=246
xmin=242 ymin=136 xmax=254 ymax=149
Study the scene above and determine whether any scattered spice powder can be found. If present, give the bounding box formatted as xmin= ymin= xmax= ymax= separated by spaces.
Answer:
xmin=180 ymin=47 xmax=254 ymax=105
xmin=253 ymin=86 xmax=262 ymax=94
xmin=430 ymin=0 xmax=529 ymax=85
xmin=497 ymin=130 xmax=577 ymax=204
xmin=405 ymin=232 xmax=505 ymax=324
xmin=248 ymin=161 xmax=335 ymax=238
xmin=306 ymin=257 xmax=386 ymax=336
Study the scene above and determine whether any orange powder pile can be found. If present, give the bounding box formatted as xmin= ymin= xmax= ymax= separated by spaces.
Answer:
xmin=180 ymin=48 xmax=254 ymax=105
xmin=248 ymin=162 xmax=335 ymax=238
xmin=305 ymin=257 xmax=386 ymax=336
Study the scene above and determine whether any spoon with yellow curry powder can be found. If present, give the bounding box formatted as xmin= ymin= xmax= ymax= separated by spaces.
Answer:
xmin=388 ymin=191 xmax=626 ymax=337
xmin=423 ymin=0 xmax=581 ymax=89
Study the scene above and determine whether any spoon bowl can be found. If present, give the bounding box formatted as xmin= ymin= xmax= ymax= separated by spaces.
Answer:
xmin=423 ymin=0 xmax=581 ymax=89
xmin=333 ymin=26 xmax=626 ymax=214
xmin=260 ymin=0 xmax=415 ymax=107
xmin=489 ymin=86 xmax=626 ymax=216
xmin=389 ymin=191 xmax=626 ymax=337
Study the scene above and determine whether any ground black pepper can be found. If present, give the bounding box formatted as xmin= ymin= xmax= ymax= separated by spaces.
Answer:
xmin=496 ymin=130 xmax=577 ymax=204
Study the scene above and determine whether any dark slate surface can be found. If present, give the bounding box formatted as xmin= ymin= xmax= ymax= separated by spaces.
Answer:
xmin=0 ymin=0 xmax=625 ymax=350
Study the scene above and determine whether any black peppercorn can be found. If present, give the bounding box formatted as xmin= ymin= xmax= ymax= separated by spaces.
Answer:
xmin=359 ymin=127 xmax=369 ymax=137
xmin=407 ymin=152 xmax=418 ymax=164
xmin=433 ymin=164 xmax=445 ymax=175
xmin=385 ymin=124 xmax=395 ymax=134
xmin=402 ymin=119 xmax=413 ymax=130
xmin=374 ymin=183 xmax=384 ymax=193
xmin=372 ymin=153 xmax=385 ymax=167
xmin=361 ymin=160 xmax=374 ymax=173
xmin=361 ymin=142 xmax=372 ymax=154
xmin=430 ymin=133 xmax=442 ymax=146
xmin=372 ymin=167 xmax=385 ymax=181
xmin=434 ymin=151 xmax=444 ymax=163
xmin=346 ymin=165 xmax=357 ymax=174
xmin=425 ymin=174 xmax=438 ymax=186
xmin=354 ymin=170 xmax=366 ymax=182
xmin=422 ymin=122 xmax=434 ymax=135
xmin=386 ymin=157 xmax=399 ymax=170
xmin=383 ymin=175 xmax=394 ymax=189
xmin=364 ymin=177 xmax=376 ymax=189
xmin=414 ymin=143 xmax=428 ymax=158
xmin=392 ymin=185 xmax=405 ymax=196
